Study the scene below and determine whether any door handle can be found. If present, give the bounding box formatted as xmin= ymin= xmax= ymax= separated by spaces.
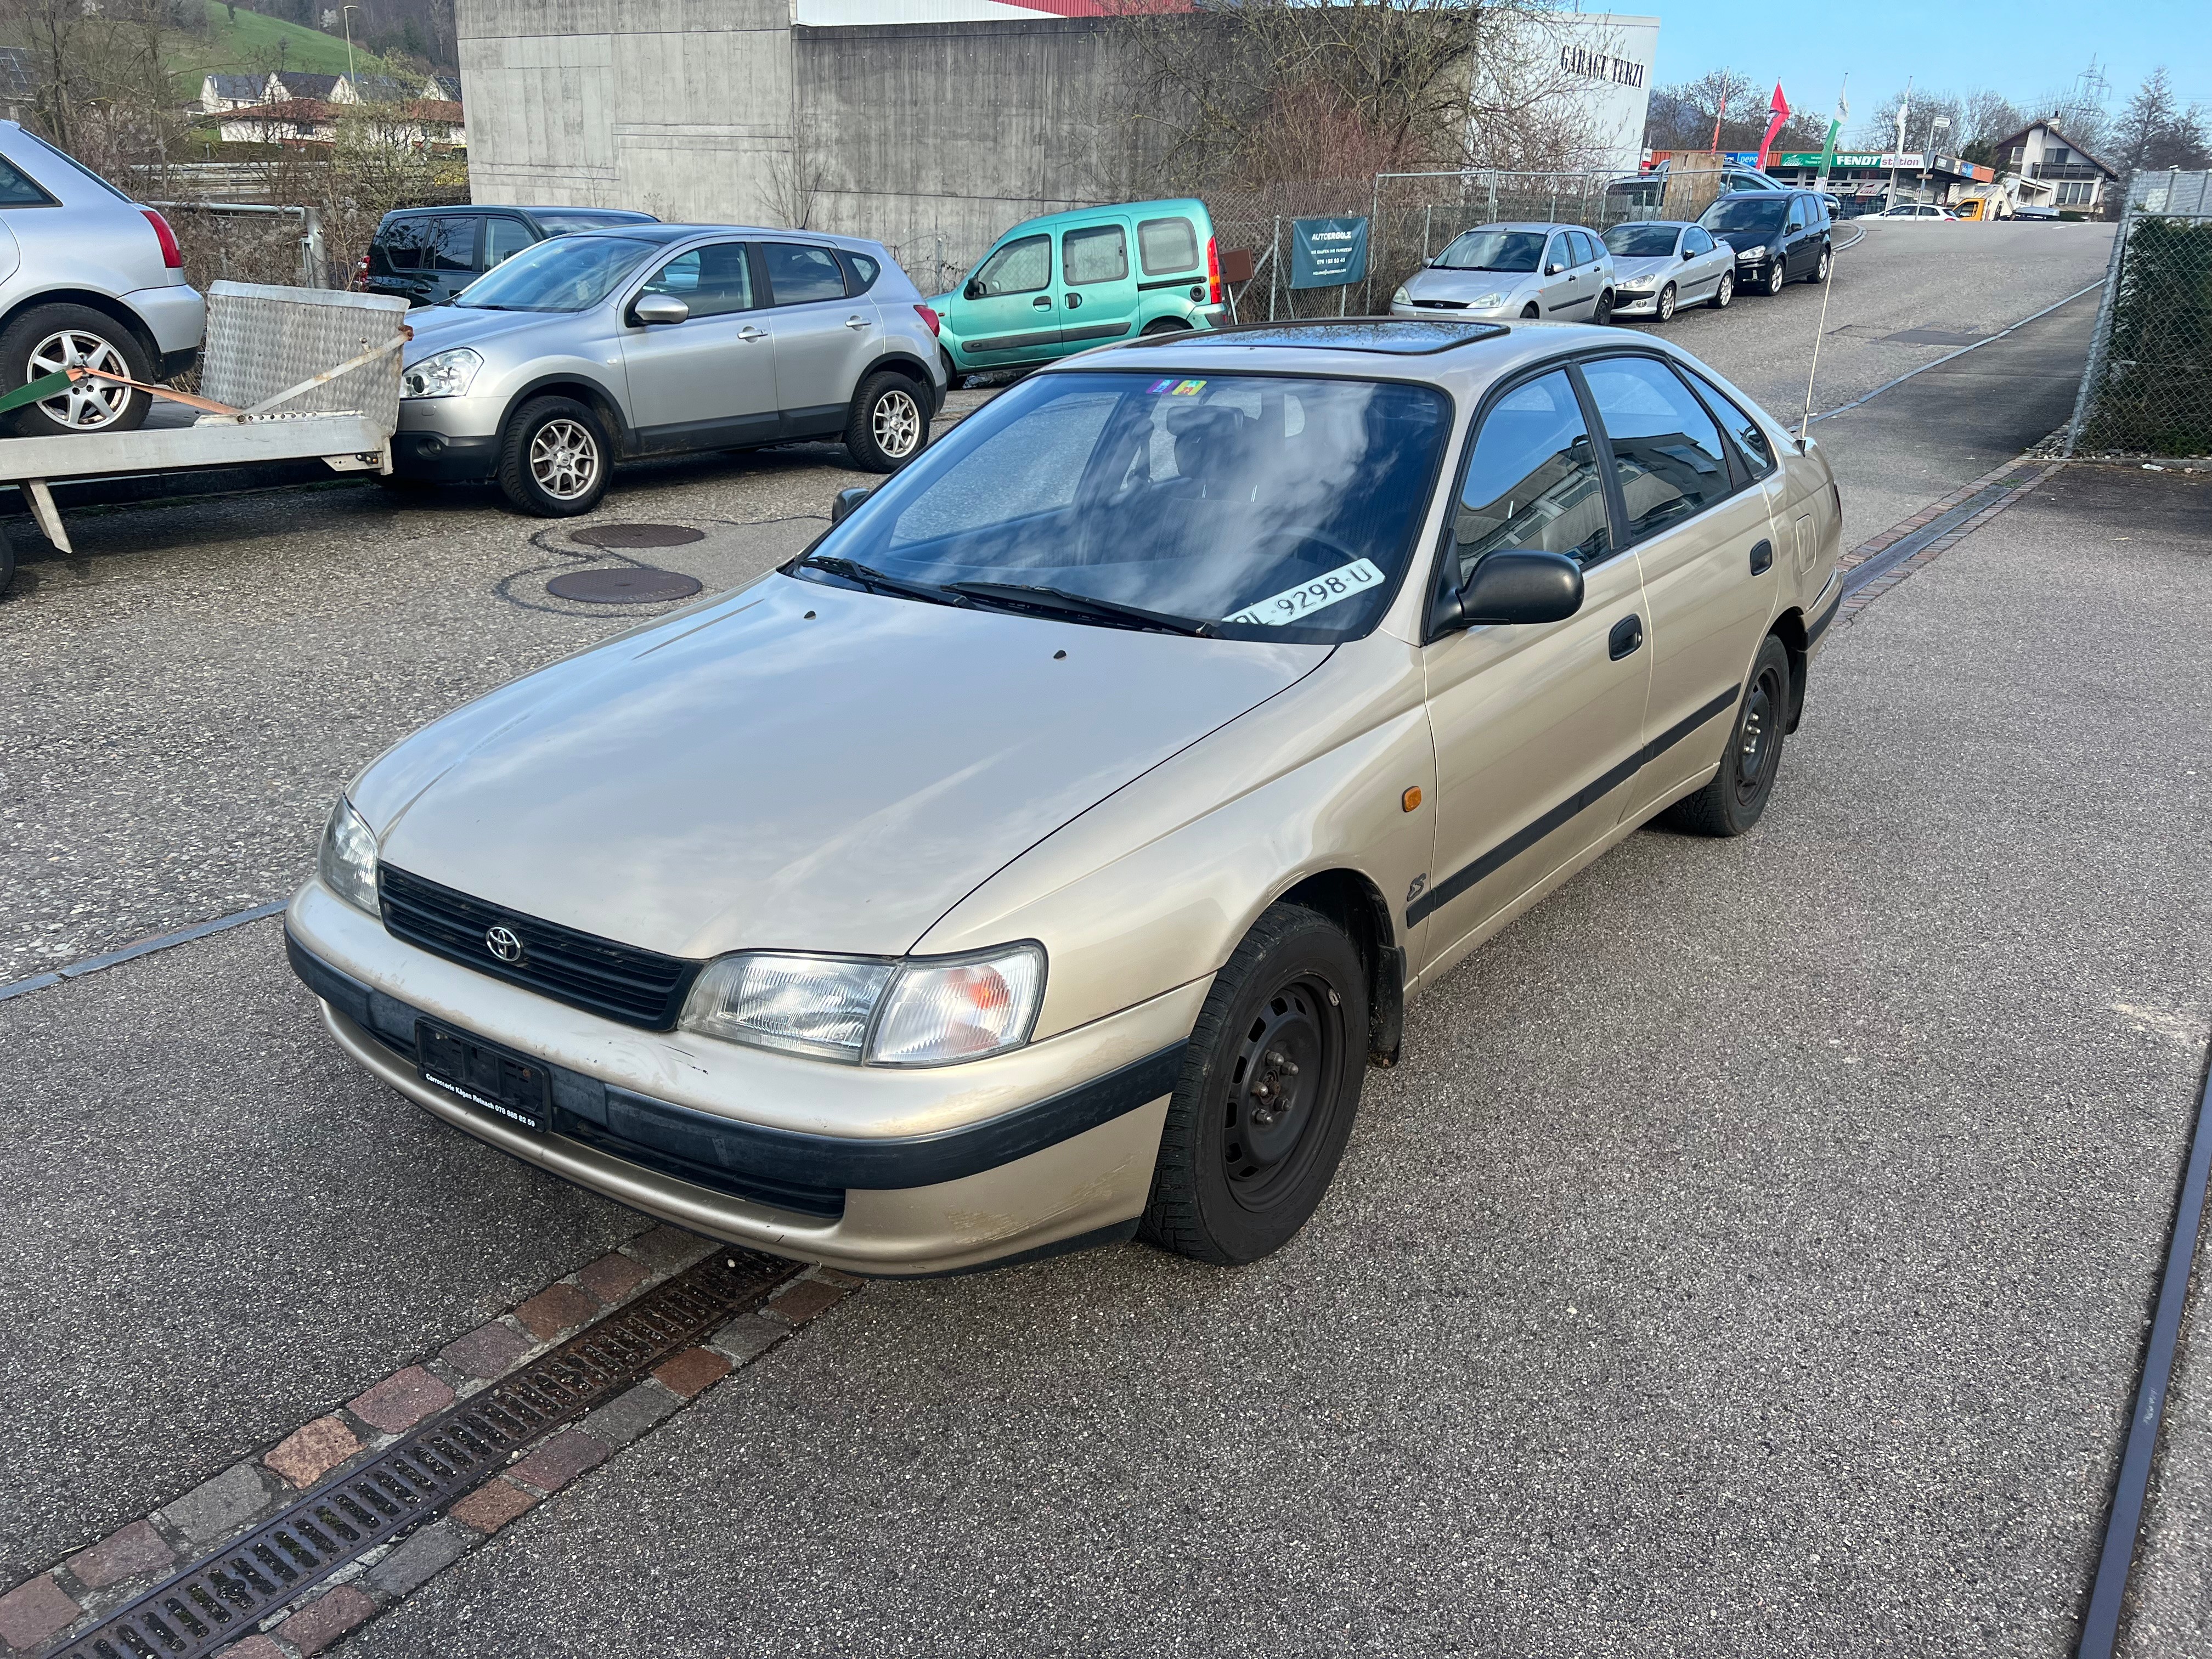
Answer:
xmin=1031 ymin=295 xmax=1052 ymax=309
xmin=1065 ymin=293 xmax=1081 ymax=309
xmin=843 ymin=314 xmax=869 ymax=330
xmin=737 ymin=325 xmax=766 ymax=342
xmin=1749 ymin=538 xmax=1774 ymax=575
xmin=1608 ymin=614 xmax=1644 ymax=660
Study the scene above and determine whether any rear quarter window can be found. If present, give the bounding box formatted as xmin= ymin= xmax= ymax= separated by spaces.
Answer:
xmin=1138 ymin=217 xmax=1199 ymax=275
xmin=836 ymin=250 xmax=881 ymax=294
xmin=0 ymin=156 xmax=55 ymax=206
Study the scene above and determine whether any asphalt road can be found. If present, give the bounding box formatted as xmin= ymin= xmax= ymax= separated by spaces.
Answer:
xmin=3 ymin=220 xmax=2199 ymax=1652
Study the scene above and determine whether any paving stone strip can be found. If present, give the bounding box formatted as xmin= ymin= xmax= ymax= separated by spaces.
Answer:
xmin=0 ymin=1224 xmax=857 ymax=1658
xmin=1829 ymin=450 xmax=2070 ymax=630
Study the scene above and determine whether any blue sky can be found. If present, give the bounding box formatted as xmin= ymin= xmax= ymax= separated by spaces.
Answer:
xmin=1643 ymin=0 xmax=2211 ymax=135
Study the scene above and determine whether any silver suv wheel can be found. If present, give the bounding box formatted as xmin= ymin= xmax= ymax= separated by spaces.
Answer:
xmin=29 ymin=329 xmax=133 ymax=430
xmin=529 ymin=417 xmax=600 ymax=501
xmin=872 ymin=387 xmax=922 ymax=460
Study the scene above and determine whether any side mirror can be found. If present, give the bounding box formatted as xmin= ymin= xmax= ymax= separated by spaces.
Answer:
xmin=963 ymin=278 xmax=985 ymax=301
xmin=831 ymin=486 xmax=871 ymax=526
xmin=1545 ymin=262 xmax=1565 ymax=275
xmin=634 ymin=292 xmax=688 ymax=326
xmin=1436 ymin=550 xmax=1584 ymax=633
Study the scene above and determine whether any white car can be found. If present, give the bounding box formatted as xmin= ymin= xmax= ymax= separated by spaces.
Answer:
xmin=1870 ymin=204 xmax=1960 ymax=221
xmin=1390 ymin=223 xmax=1617 ymax=324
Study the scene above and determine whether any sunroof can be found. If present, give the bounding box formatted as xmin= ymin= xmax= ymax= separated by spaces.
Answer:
xmin=1147 ymin=319 xmax=1510 ymax=356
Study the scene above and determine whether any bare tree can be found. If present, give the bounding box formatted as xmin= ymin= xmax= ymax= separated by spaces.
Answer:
xmin=764 ymin=115 xmax=837 ymax=232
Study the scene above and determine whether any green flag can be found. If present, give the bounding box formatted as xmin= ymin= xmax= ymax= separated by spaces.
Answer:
xmin=1819 ymin=81 xmax=1850 ymax=174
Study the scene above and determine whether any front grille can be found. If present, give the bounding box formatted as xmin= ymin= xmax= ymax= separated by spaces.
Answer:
xmin=1410 ymin=298 xmax=1469 ymax=309
xmin=379 ymin=863 xmax=701 ymax=1029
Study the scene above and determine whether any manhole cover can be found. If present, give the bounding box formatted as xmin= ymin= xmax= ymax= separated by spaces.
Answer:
xmin=572 ymin=522 xmax=706 ymax=549
xmin=546 ymin=566 xmax=704 ymax=605
xmin=1880 ymin=327 xmax=1987 ymax=347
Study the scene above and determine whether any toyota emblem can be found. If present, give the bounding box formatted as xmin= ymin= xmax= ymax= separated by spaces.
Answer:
xmin=485 ymin=924 xmax=525 ymax=964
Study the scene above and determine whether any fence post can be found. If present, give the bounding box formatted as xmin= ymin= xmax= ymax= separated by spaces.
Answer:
xmin=1269 ymin=215 xmax=1280 ymax=321
xmin=2063 ymin=208 xmax=2131 ymax=455
xmin=298 ymin=205 xmax=328 ymax=289
xmin=1423 ymin=202 xmax=1432 ymax=261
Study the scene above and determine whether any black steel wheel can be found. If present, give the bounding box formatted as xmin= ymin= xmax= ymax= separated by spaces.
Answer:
xmin=1141 ymin=316 xmax=1192 ymax=336
xmin=1521 ymin=302 xmax=1540 ymax=319
xmin=1656 ymin=282 xmax=1677 ymax=323
xmin=1139 ymin=903 xmax=1368 ymax=1265
xmin=1591 ymin=287 xmax=1614 ymax=325
xmin=0 ymin=520 xmax=15 ymax=597
xmin=1662 ymin=634 xmax=1792 ymax=836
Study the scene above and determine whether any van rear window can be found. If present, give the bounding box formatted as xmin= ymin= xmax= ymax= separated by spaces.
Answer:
xmin=1138 ymin=217 xmax=1198 ymax=275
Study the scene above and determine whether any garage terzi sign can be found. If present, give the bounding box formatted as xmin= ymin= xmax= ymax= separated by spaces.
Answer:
xmin=1291 ymin=218 xmax=1369 ymax=290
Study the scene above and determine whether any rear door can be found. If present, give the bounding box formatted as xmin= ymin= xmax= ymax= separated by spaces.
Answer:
xmin=1578 ymin=353 xmax=1780 ymax=817
xmin=1135 ymin=212 xmax=1205 ymax=317
xmin=953 ymin=232 xmax=1058 ymax=370
xmin=424 ymin=215 xmax=482 ymax=304
xmin=369 ymin=215 xmax=434 ymax=305
xmin=1058 ymin=218 xmax=1138 ymax=352
xmin=618 ymin=238 xmax=780 ymax=451
xmin=756 ymin=240 xmax=877 ymax=437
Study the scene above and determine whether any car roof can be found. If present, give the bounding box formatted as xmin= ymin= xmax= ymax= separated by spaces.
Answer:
xmin=1037 ymin=317 xmax=1690 ymax=398
xmin=1448 ymin=222 xmax=1589 ymax=234
xmin=385 ymin=204 xmax=658 ymax=221
xmin=1606 ymin=219 xmax=1695 ymax=230
xmin=998 ymin=198 xmax=1210 ymax=235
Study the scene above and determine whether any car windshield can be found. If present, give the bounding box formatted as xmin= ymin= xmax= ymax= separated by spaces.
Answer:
xmin=1432 ymin=230 xmax=1546 ymax=272
xmin=1603 ymin=225 xmax=1680 ymax=258
xmin=1701 ymin=199 xmax=1786 ymax=234
xmin=454 ymin=234 xmax=657 ymax=311
xmin=797 ymin=371 xmax=1452 ymax=642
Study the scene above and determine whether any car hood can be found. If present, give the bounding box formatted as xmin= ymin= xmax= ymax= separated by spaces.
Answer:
xmin=1401 ymin=267 xmax=1538 ymax=303
xmin=1708 ymin=230 xmax=1778 ymax=255
xmin=1609 ymin=255 xmax=1677 ymax=285
xmin=359 ymin=574 xmax=1328 ymax=960
xmin=400 ymin=303 xmax=580 ymax=362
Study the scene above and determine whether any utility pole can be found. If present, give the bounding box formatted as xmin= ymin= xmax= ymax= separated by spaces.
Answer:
xmin=342 ymin=5 xmax=359 ymax=84
xmin=1887 ymin=77 xmax=1911 ymax=208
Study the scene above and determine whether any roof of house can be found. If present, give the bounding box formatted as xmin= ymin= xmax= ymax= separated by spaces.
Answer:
xmin=270 ymin=72 xmax=342 ymax=99
xmin=347 ymin=75 xmax=417 ymax=103
xmin=204 ymin=72 xmax=263 ymax=99
xmin=1990 ymin=119 xmax=2119 ymax=178
xmin=426 ymin=76 xmax=462 ymax=103
xmin=0 ymin=46 xmax=36 ymax=101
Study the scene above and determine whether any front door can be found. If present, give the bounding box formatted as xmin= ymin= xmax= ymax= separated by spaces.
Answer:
xmin=955 ymin=233 xmax=1059 ymax=370
xmin=1415 ymin=367 xmax=1652 ymax=974
xmin=424 ymin=215 xmax=482 ymax=305
xmin=1577 ymin=353 xmax=1780 ymax=816
xmin=1059 ymin=219 xmax=1139 ymax=352
xmin=756 ymin=241 xmax=876 ymax=437
xmin=618 ymin=239 xmax=780 ymax=451
xmin=1538 ymin=233 xmax=1581 ymax=319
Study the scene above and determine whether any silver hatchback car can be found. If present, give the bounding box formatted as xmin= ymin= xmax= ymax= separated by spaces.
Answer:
xmin=1390 ymin=222 xmax=1617 ymax=325
xmin=0 ymin=121 xmax=203 ymax=437
xmin=393 ymin=224 xmax=947 ymax=515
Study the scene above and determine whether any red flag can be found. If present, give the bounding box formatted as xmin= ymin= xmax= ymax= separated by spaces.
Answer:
xmin=1757 ymin=83 xmax=1790 ymax=168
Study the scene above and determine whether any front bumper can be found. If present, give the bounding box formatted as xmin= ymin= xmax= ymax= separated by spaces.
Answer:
xmin=285 ymin=879 xmax=1199 ymax=1274
xmin=1610 ymin=289 xmax=1660 ymax=315
xmin=392 ymin=431 xmax=499 ymax=482
xmin=1390 ymin=301 xmax=1520 ymax=321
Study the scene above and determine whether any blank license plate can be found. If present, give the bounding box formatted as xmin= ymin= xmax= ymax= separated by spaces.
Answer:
xmin=417 ymin=1021 xmax=552 ymax=1133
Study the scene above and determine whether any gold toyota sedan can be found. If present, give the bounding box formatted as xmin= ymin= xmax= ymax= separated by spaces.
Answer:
xmin=287 ymin=319 xmax=1843 ymax=1274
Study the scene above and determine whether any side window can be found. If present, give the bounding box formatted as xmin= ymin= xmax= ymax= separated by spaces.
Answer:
xmin=1137 ymin=216 xmax=1198 ymax=275
xmin=760 ymin=242 xmax=847 ymax=305
xmin=484 ymin=217 xmax=533 ymax=269
xmin=1576 ymin=230 xmax=1602 ymax=266
xmin=1681 ymin=369 xmax=1777 ymax=480
xmin=1449 ymin=369 xmax=1612 ymax=580
xmin=1062 ymin=223 xmax=1127 ymax=286
xmin=379 ymin=218 xmax=431 ymax=270
xmin=1581 ymin=355 xmax=1733 ymax=539
xmin=428 ymin=216 xmax=480 ymax=272
xmin=0 ymin=157 xmax=55 ymax=206
xmin=1785 ymin=199 xmax=1807 ymax=232
xmin=1543 ymin=234 xmax=1568 ymax=273
xmin=641 ymin=242 xmax=754 ymax=318
xmin=972 ymin=234 xmax=1050 ymax=297
xmin=1682 ymin=225 xmax=1714 ymax=255
xmin=836 ymin=250 xmax=881 ymax=295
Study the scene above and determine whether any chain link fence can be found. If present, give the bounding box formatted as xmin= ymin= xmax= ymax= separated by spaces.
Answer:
xmin=2066 ymin=170 xmax=2212 ymax=456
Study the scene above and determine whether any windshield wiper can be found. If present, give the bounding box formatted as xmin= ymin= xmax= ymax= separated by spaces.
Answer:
xmin=795 ymin=553 xmax=965 ymax=607
xmin=944 ymin=581 xmax=1210 ymax=636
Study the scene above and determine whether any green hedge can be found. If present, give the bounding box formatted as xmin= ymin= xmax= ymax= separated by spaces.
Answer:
xmin=2082 ymin=216 xmax=2212 ymax=455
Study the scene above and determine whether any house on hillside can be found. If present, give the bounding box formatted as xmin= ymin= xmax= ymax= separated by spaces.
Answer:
xmin=217 ymin=97 xmax=466 ymax=150
xmin=265 ymin=71 xmax=343 ymax=104
xmin=1991 ymin=119 xmax=2118 ymax=213
xmin=423 ymin=75 xmax=462 ymax=104
xmin=335 ymin=75 xmax=419 ymax=105
xmin=198 ymin=72 xmax=265 ymax=113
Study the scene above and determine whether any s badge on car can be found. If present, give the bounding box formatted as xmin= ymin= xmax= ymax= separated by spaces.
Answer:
xmin=485 ymin=924 xmax=526 ymax=964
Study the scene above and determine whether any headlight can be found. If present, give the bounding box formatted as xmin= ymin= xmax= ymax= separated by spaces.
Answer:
xmin=1736 ymin=247 xmax=1763 ymax=262
xmin=1471 ymin=292 xmax=1506 ymax=308
xmin=319 ymin=795 xmax=379 ymax=914
xmin=1391 ymin=285 xmax=1410 ymax=305
xmin=681 ymin=943 xmax=1045 ymax=1067
xmin=400 ymin=347 xmax=483 ymax=400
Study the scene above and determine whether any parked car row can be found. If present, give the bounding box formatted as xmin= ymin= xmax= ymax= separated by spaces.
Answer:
xmin=1389 ymin=188 xmax=1837 ymax=331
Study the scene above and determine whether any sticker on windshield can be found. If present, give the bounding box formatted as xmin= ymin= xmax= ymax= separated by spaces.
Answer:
xmin=1223 ymin=558 xmax=1386 ymax=627
xmin=1147 ymin=377 xmax=1207 ymax=396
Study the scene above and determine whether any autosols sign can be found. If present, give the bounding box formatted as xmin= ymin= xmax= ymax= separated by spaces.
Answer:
xmin=1290 ymin=217 xmax=1369 ymax=290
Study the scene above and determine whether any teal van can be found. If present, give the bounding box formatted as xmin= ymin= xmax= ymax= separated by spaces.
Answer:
xmin=928 ymin=199 xmax=1223 ymax=383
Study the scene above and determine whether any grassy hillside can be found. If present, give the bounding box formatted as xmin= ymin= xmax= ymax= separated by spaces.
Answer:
xmin=170 ymin=1 xmax=406 ymax=87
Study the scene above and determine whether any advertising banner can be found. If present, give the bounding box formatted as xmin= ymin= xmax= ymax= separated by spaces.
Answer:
xmin=1290 ymin=218 xmax=1370 ymax=290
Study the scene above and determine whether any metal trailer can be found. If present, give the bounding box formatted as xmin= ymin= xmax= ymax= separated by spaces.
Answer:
xmin=0 ymin=282 xmax=407 ymax=590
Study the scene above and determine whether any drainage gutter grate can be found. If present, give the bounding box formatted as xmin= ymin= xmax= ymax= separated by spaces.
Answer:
xmin=45 ymin=1250 xmax=791 ymax=1659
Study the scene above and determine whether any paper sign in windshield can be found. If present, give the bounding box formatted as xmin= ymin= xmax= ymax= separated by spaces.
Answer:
xmin=1224 ymin=558 xmax=1385 ymax=627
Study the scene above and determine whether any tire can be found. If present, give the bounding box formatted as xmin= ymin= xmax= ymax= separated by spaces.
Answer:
xmin=1141 ymin=316 xmax=1191 ymax=336
xmin=0 ymin=303 xmax=155 ymax=437
xmin=1655 ymin=283 xmax=1677 ymax=323
xmin=1590 ymin=288 xmax=1614 ymax=325
xmin=1709 ymin=270 xmax=1735 ymax=309
xmin=1762 ymin=259 xmax=1786 ymax=297
xmin=1138 ymin=903 xmax=1369 ymax=1265
xmin=1811 ymin=244 xmax=1832 ymax=284
xmin=0 ymin=520 xmax=15 ymax=597
xmin=1662 ymin=634 xmax=1792 ymax=837
xmin=496 ymin=395 xmax=611 ymax=517
xmin=939 ymin=347 xmax=966 ymax=393
xmin=844 ymin=369 xmax=930 ymax=473
xmin=1521 ymin=302 xmax=1540 ymax=319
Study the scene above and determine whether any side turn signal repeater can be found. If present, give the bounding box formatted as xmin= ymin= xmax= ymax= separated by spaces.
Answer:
xmin=1401 ymin=786 xmax=1423 ymax=813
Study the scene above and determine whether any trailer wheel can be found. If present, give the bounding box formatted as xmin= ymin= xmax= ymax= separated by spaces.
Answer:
xmin=0 ymin=304 xmax=156 ymax=438
xmin=0 ymin=520 xmax=14 ymax=596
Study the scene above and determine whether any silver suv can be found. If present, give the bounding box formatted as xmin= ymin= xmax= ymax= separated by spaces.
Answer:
xmin=394 ymin=224 xmax=949 ymax=515
xmin=0 ymin=121 xmax=204 ymax=437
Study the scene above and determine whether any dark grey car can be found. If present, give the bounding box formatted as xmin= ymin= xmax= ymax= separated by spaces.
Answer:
xmin=356 ymin=205 xmax=659 ymax=308
xmin=1698 ymin=191 xmax=1835 ymax=298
